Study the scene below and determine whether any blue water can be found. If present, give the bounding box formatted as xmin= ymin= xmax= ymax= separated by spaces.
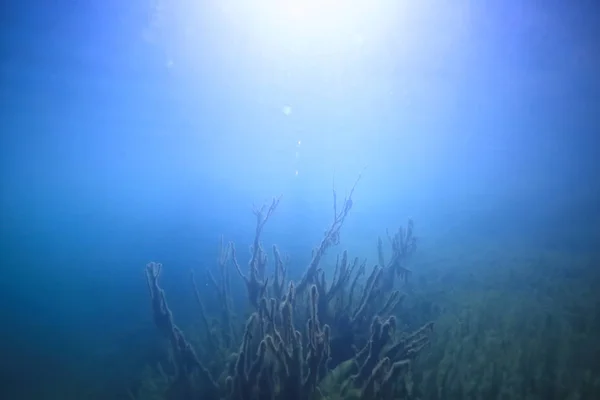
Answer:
xmin=1 ymin=1 xmax=599 ymax=399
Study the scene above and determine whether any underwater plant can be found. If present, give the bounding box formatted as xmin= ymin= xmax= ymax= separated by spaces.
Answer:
xmin=139 ymin=178 xmax=432 ymax=400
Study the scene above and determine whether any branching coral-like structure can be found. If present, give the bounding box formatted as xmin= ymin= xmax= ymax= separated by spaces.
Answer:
xmin=142 ymin=179 xmax=433 ymax=400
xmin=145 ymin=262 xmax=219 ymax=399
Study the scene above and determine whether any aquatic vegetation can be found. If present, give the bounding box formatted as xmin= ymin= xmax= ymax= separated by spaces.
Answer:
xmin=412 ymin=246 xmax=600 ymax=400
xmin=137 ymin=179 xmax=433 ymax=400
xmin=127 ymin=180 xmax=600 ymax=400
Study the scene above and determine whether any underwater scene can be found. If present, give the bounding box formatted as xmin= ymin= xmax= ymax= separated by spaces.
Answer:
xmin=1 ymin=1 xmax=600 ymax=399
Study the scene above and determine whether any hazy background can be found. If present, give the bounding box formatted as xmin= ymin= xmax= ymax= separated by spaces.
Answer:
xmin=1 ymin=0 xmax=599 ymax=398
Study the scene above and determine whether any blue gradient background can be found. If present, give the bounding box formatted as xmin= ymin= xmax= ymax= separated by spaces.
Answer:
xmin=1 ymin=1 xmax=599 ymax=398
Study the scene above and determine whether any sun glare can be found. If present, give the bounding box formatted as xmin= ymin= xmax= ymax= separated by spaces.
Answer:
xmin=280 ymin=0 xmax=342 ymax=23
xmin=274 ymin=0 xmax=364 ymax=42
xmin=214 ymin=0 xmax=395 ymax=58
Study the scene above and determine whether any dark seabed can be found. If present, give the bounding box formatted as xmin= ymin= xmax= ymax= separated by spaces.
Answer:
xmin=1 ymin=1 xmax=600 ymax=399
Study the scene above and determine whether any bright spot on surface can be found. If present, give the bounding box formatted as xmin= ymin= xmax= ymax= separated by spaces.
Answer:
xmin=282 ymin=106 xmax=292 ymax=115
xmin=166 ymin=59 xmax=174 ymax=68
xmin=295 ymin=170 xmax=299 ymax=176
xmin=279 ymin=0 xmax=353 ymax=27
xmin=232 ymin=0 xmax=386 ymax=57
xmin=286 ymin=4 xmax=306 ymax=20
xmin=353 ymin=33 xmax=365 ymax=47
xmin=297 ymin=140 xmax=301 ymax=146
